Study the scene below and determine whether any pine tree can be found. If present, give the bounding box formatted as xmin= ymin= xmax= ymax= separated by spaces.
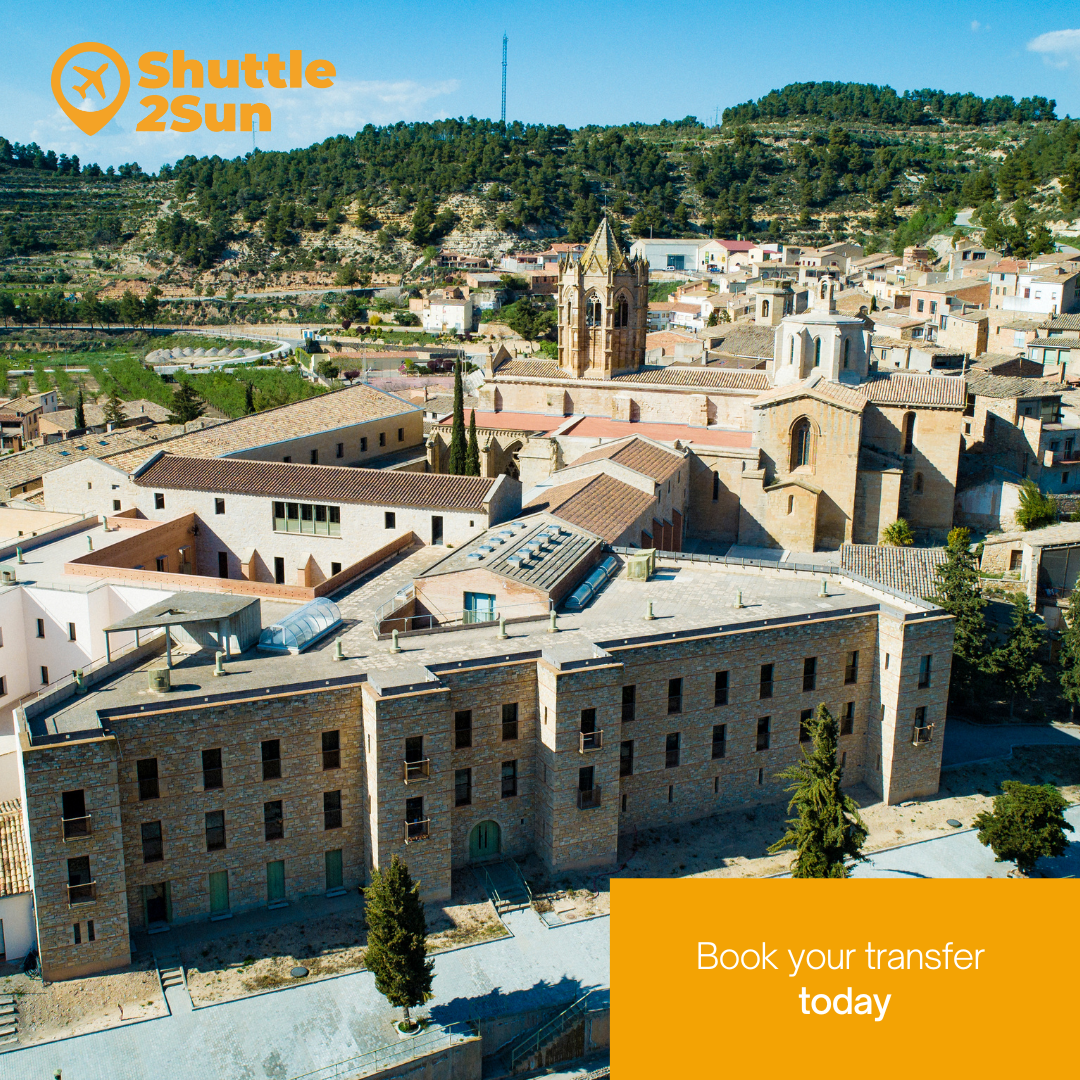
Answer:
xmin=168 ymin=381 xmax=206 ymax=424
xmin=447 ymin=361 xmax=467 ymax=474
xmin=930 ymin=531 xmax=995 ymax=703
xmin=767 ymin=704 xmax=868 ymax=877
xmin=974 ymin=781 xmax=1074 ymax=874
xmin=364 ymin=855 xmax=435 ymax=1030
xmin=74 ymin=388 xmax=86 ymax=430
xmin=998 ymin=595 xmax=1044 ymax=718
xmin=1059 ymin=589 xmax=1080 ymax=719
xmin=465 ymin=410 xmax=480 ymax=476
xmin=102 ymin=390 xmax=126 ymax=428
xmin=244 ymin=380 xmax=255 ymax=415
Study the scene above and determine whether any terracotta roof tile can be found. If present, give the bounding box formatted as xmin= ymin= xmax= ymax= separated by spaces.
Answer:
xmin=493 ymin=358 xmax=770 ymax=390
xmin=134 ymin=454 xmax=497 ymax=511
xmin=0 ymin=800 xmax=30 ymax=898
xmin=841 ymin=544 xmax=948 ymax=599
xmin=752 ymin=378 xmax=867 ymax=413
xmin=964 ymin=374 xmax=1067 ymax=399
xmin=567 ymin=436 xmax=683 ymax=483
xmin=861 ymin=373 xmax=968 ymax=407
xmin=525 ymin=473 xmax=656 ymax=544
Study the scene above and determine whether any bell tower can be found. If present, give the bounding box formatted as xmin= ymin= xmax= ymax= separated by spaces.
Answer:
xmin=557 ymin=218 xmax=648 ymax=379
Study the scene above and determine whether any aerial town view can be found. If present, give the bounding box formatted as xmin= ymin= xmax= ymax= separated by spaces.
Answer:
xmin=1 ymin=3 xmax=1079 ymax=1077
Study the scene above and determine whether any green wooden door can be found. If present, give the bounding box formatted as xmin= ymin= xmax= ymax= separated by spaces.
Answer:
xmin=209 ymin=870 xmax=229 ymax=915
xmin=267 ymin=860 xmax=285 ymax=903
xmin=325 ymin=849 xmax=343 ymax=891
xmin=469 ymin=820 xmax=501 ymax=862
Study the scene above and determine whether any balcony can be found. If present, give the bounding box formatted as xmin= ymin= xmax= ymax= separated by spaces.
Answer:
xmin=912 ymin=724 xmax=934 ymax=746
xmin=403 ymin=758 xmax=431 ymax=783
xmin=62 ymin=814 xmax=92 ymax=841
xmin=579 ymin=730 xmax=604 ymax=753
xmin=404 ymin=818 xmax=431 ymax=842
xmin=67 ymin=881 xmax=97 ymax=905
xmin=577 ymin=786 xmax=602 ymax=810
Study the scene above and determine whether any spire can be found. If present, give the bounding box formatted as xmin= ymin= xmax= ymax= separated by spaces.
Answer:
xmin=579 ymin=217 xmax=629 ymax=273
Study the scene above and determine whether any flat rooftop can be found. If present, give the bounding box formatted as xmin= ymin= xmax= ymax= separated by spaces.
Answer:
xmin=26 ymin=546 xmax=939 ymax=741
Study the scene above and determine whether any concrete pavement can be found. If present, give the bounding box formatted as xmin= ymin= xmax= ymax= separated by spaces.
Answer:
xmin=941 ymin=718 xmax=1080 ymax=767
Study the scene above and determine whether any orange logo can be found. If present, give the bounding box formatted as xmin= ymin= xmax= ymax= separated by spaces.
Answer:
xmin=52 ymin=42 xmax=130 ymax=135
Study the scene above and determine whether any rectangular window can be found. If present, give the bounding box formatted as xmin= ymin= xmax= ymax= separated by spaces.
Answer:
xmin=322 ymin=730 xmax=341 ymax=770
xmin=379 ymin=431 xmax=386 ymax=447
xmin=756 ymin=716 xmax=771 ymax=751
xmin=916 ymin=299 xmax=925 ymax=313
xmin=841 ymin=702 xmax=855 ymax=736
xmin=398 ymin=427 xmax=404 ymax=442
xmin=264 ymin=800 xmax=284 ymax=841
xmin=405 ymin=796 xmax=425 ymax=840
xmin=620 ymin=739 xmax=634 ymax=776
xmin=579 ymin=766 xmax=595 ymax=799
xmin=665 ymin=732 xmax=680 ymax=768
xmin=759 ymin=664 xmax=774 ymax=699
xmin=360 ymin=436 xmax=368 ymax=453
xmin=455 ymin=768 xmax=472 ymax=806
xmin=802 ymin=657 xmax=816 ymax=692
xmin=140 ymin=821 xmax=163 ymax=864
xmin=310 ymin=448 xmax=319 ymax=465
xmin=218 ymin=551 xmax=229 ymax=578
xmin=454 ymin=710 xmax=472 ymax=749
xmin=621 ymin=684 xmax=636 ymax=723
xmin=336 ymin=442 xmax=344 ymax=459
xmin=667 ymin=677 xmax=682 ymax=714
xmin=67 ymin=855 xmax=93 ymax=903
xmin=799 ymin=708 xmax=813 ymax=743
xmin=73 ymin=922 xmax=81 ymax=944
xmin=137 ymin=758 xmax=159 ymax=800
xmin=711 ymin=724 xmax=726 ymax=760
xmin=214 ymin=498 xmax=225 ymax=515
xmin=272 ymin=501 xmax=340 ymax=536
xmin=714 ymin=671 xmax=728 ymax=706
xmin=205 ymin=810 xmax=226 ymax=851
xmin=915 ymin=706 xmax=927 ymax=725
xmin=385 ymin=511 xmax=396 ymax=529
xmin=502 ymin=702 xmax=519 ymax=741
xmin=202 ymin=748 xmax=222 ymax=790
xmin=61 ymin=790 xmax=87 ymax=839
xmin=331 ymin=561 xmax=341 ymax=577
xmin=155 ymin=556 xmax=166 ymax=573
xmin=35 ymin=618 xmax=44 ymax=638
xmin=282 ymin=456 xmax=291 ymax=463
xmin=274 ymin=557 xmax=285 ymax=585
xmin=68 ymin=622 xmax=77 ymax=641
xmin=262 ymin=739 xmax=281 ymax=781
xmin=845 ymin=650 xmax=859 ymax=685
xmin=0 ymin=676 xmax=5 ymax=696
xmin=154 ymin=493 xmax=165 ymax=510
xmin=501 ymin=759 xmax=518 ymax=798
xmin=323 ymin=791 xmax=342 ymax=830
xmin=41 ymin=665 xmax=49 ymax=685
xmin=918 ymin=654 xmax=932 ymax=689
xmin=88 ymin=919 xmax=95 ymax=941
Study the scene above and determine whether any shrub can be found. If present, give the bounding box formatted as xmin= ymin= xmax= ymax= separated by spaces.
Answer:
xmin=880 ymin=519 xmax=914 ymax=546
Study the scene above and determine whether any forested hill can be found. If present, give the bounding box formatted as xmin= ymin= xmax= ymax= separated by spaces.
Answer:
xmin=1 ymin=81 xmax=1078 ymax=289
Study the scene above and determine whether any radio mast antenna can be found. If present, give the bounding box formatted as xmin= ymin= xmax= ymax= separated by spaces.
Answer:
xmin=501 ymin=34 xmax=507 ymax=124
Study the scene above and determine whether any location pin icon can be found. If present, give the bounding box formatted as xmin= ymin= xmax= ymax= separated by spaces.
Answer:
xmin=52 ymin=42 xmax=130 ymax=136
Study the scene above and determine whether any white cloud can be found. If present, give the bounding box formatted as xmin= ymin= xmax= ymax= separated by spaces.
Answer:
xmin=1027 ymin=28 xmax=1080 ymax=67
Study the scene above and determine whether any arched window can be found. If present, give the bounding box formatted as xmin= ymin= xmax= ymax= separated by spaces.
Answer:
xmin=618 ymin=297 xmax=629 ymax=327
xmin=565 ymin=302 xmax=572 ymax=326
xmin=843 ymin=338 xmax=850 ymax=369
xmin=820 ymin=281 xmax=828 ymax=300
xmin=913 ymin=472 xmax=924 ymax=494
xmin=585 ymin=295 xmax=602 ymax=327
xmin=814 ymin=337 xmax=822 ymax=366
xmin=791 ymin=418 xmax=814 ymax=470
xmin=903 ymin=411 xmax=916 ymax=455
xmin=712 ymin=472 xmax=720 ymax=502
xmin=761 ymin=299 xmax=770 ymax=318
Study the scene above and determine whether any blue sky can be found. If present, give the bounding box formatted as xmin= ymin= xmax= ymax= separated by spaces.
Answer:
xmin=3 ymin=0 xmax=1080 ymax=171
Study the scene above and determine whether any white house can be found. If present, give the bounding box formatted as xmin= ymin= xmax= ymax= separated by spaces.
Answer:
xmin=421 ymin=293 xmax=474 ymax=334
xmin=998 ymin=268 xmax=1079 ymax=317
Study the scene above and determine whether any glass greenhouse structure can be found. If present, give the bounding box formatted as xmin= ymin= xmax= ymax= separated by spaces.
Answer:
xmin=258 ymin=597 xmax=342 ymax=654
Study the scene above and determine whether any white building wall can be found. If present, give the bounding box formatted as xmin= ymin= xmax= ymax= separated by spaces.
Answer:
xmin=628 ymin=239 xmax=705 ymax=272
xmin=0 ymin=892 xmax=35 ymax=962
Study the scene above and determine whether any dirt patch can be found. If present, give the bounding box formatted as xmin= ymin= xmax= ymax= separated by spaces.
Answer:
xmin=0 ymin=959 xmax=165 ymax=1047
xmin=518 ymin=855 xmax=611 ymax=923
xmin=184 ymin=870 xmax=505 ymax=1006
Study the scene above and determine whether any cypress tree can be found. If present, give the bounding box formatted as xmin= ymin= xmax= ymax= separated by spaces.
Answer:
xmin=768 ymin=704 xmax=868 ymax=878
xmin=244 ymin=380 xmax=255 ymax=415
xmin=168 ymin=381 xmax=206 ymax=425
xmin=447 ymin=361 xmax=467 ymax=474
xmin=74 ymin=387 xmax=86 ymax=429
xmin=364 ymin=855 xmax=435 ymax=1031
xmin=998 ymin=595 xmax=1044 ymax=719
xmin=465 ymin=409 xmax=480 ymax=476
xmin=102 ymin=390 xmax=126 ymax=428
xmin=1059 ymin=589 xmax=1080 ymax=719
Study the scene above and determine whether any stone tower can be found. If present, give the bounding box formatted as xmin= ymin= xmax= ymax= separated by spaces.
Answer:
xmin=557 ymin=218 xmax=648 ymax=379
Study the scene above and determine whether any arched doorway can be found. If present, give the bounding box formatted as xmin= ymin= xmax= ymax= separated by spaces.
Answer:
xmin=469 ymin=820 xmax=501 ymax=862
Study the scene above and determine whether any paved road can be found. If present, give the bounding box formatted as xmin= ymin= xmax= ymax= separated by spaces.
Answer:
xmin=1 ymin=906 xmax=609 ymax=1080
xmin=941 ymin=718 xmax=1080 ymax=767
xmin=852 ymin=805 xmax=1080 ymax=878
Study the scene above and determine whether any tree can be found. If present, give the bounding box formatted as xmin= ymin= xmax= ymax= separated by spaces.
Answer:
xmin=1059 ymin=589 xmax=1080 ymax=719
xmin=102 ymin=391 xmax=126 ymax=428
xmin=168 ymin=380 xmax=206 ymax=424
xmin=74 ymin=388 xmax=86 ymax=430
xmin=244 ymin=380 xmax=255 ymax=415
xmin=355 ymin=205 xmax=377 ymax=231
xmin=447 ymin=361 xmax=467 ymax=474
xmin=364 ymin=854 xmax=435 ymax=1030
xmin=768 ymin=704 xmax=868 ymax=877
xmin=998 ymin=595 xmax=1044 ymax=718
xmin=76 ymin=291 xmax=101 ymax=329
xmin=465 ymin=410 xmax=481 ymax=476
xmin=974 ymin=781 xmax=1074 ymax=875
xmin=118 ymin=289 xmax=143 ymax=328
xmin=880 ymin=518 xmax=914 ymax=546
xmin=1015 ymin=478 xmax=1057 ymax=530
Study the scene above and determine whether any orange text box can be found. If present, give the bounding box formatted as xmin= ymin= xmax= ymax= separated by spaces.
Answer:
xmin=612 ymin=878 xmax=1076 ymax=1078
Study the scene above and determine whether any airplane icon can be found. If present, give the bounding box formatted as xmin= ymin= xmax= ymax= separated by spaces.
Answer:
xmin=72 ymin=62 xmax=108 ymax=100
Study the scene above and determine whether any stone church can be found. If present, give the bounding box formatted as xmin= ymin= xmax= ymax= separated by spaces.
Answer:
xmin=459 ymin=220 xmax=967 ymax=551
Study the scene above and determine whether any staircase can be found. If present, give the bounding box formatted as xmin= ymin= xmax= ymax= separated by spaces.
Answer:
xmin=155 ymin=952 xmax=191 ymax=1012
xmin=501 ymin=989 xmax=607 ymax=1075
xmin=0 ymin=993 xmax=17 ymax=1046
xmin=480 ymin=860 xmax=532 ymax=914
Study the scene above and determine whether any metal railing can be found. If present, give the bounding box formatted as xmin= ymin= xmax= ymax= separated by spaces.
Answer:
xmin=912 ymin=724 xmax=934 ymax=745
xmin=378 ymin=599 xmax=546 ymax=636
xmin=67 ymin=881 xmax=97 ymax=904
xmin=403 ymin=758 xmax=431 ymax=783
xmin=62 ymin=814 xmax=92 ymax=840
xmin=506 ymin=990 xmax=603 ymax=1073
xmin=405 ymin=818 xmax=431 ymax=842
xmin=579 ymin=730 xmax=603 ymax=752
xmin=577 ymin=786 xmax=601 ymax=809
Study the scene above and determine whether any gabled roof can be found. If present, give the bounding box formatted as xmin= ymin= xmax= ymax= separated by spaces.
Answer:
xmin=861 ymin=372 xmax=968 ymax=407
xmin=133 ymin=454 xmax=498 ymax=511
xmin=752 ymin=377 xmax=867 ymax=414
xmin=525 ymin=472 xmax=656 ymax=544
xmin=0 ymin=800 xmax=30 ymax=898
xmin=578 ymin=217 xmax=630 ymax=273
xmin=841 ymin=544 xmax=948 ymax=599
xmin=566 ymin=436 xmax=683 ymax=483
xmin=964 ymin=374 xmax=1067 ymax=400
xmin=705 ymin=325 xmax=777 ymax=360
